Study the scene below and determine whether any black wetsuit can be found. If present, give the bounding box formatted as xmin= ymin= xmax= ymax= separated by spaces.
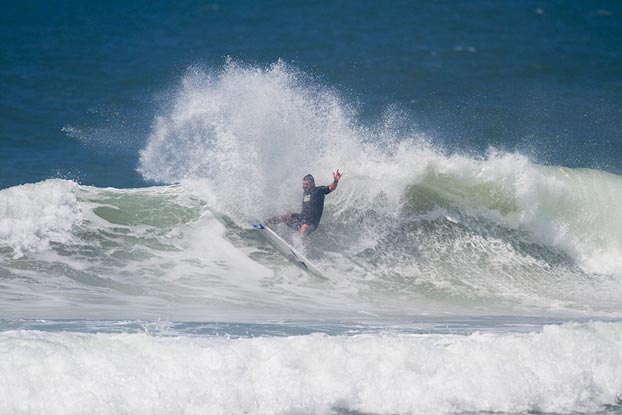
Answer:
xmin=289 ymin=186 xmax=331 ymax=231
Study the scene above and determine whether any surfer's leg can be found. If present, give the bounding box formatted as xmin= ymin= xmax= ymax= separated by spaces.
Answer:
xmin=299 ymin=223 xmax=316 ymax=238
xmin=266 ymin=213 xmax=292 ymax=225
xmin=286 ymin=213 xmax=302 ymax=230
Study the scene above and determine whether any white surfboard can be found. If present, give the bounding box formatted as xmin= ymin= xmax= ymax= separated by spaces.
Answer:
xmin=253 ymin=224 xmax=328 ymax=280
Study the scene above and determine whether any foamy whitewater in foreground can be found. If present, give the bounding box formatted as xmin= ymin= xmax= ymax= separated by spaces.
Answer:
xmin=1 ymin=321 xmax=621 ymax=415
xmin=3 ymin=62 xmax=622 ymax=414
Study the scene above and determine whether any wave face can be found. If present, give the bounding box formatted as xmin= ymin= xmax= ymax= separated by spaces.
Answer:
xmin=2 ymin=63 xmax=622 ymax=320
xmin=1 ymin=321 xmax=621 ymax=415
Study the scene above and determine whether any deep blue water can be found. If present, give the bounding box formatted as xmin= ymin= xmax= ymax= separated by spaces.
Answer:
xmin=2 ymin=0 xmax=621 ymax=190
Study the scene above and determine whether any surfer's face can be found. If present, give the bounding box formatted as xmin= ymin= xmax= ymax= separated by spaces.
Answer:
xmin=303 ymin=179 xmax=314 ymax=191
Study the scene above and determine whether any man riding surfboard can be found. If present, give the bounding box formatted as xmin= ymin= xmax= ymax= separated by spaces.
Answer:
xmin=267 ymin=169 xmax=342 ymax=238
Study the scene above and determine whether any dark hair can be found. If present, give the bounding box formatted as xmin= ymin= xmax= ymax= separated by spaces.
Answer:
xmin=303 ymin=174 xmax=315 ymax=184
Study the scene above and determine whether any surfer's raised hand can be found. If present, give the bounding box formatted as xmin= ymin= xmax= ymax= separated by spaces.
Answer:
xmin=333 ymin=169 xmax=342 ymax=182
xmin=329 ymin=169 xmax=342 ymax=192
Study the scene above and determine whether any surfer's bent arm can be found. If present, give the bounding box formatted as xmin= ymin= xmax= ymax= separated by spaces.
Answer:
xmin=328 ymin=169 xmax=342 ymax=192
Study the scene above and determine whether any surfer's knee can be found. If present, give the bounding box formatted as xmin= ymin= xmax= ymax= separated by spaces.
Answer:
xmin=299 ymin=223 xmax=316 ymax=238
xmin=299 ymin=224 xmax=310 ymax=238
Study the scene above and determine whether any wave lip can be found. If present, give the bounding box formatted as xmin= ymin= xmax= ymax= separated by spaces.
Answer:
xmin=0 ymin=321 xmax=620 ymax=414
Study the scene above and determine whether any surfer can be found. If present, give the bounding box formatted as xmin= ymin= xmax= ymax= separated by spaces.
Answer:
xmin=267 ymin=169 xmax=342 ymax=238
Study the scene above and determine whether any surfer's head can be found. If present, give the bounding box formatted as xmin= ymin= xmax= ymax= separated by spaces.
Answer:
xmin=303 ymin=174 xmax=315 ymax=190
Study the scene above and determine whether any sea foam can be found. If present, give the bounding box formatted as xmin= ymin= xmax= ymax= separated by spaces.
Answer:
xmin=0 ymin=179 xmax=81 ymax=258
xmin=0 ymin=321 xmax=620 ymax=415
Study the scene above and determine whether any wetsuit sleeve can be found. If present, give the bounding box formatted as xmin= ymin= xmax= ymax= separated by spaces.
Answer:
xmin=318 ymin=186 xmax=331 ymax=194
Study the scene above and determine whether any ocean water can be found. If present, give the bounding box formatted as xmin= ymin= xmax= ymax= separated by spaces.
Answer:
xmin=2 ymin=1 xmax=622 ymax=414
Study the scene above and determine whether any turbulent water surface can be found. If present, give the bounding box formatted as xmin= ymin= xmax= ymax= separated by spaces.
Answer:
xmin=2 ymin=1 xmax=622 ymax=414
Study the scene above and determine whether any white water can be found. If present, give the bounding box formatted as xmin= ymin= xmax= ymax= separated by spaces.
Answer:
xmin=0 ymin=180 xmax=81 ymax=258
xmin=1 ymin=321 xmax=621 ymax=415
xmin=1 ymin=176 xmax=622 ymax=319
